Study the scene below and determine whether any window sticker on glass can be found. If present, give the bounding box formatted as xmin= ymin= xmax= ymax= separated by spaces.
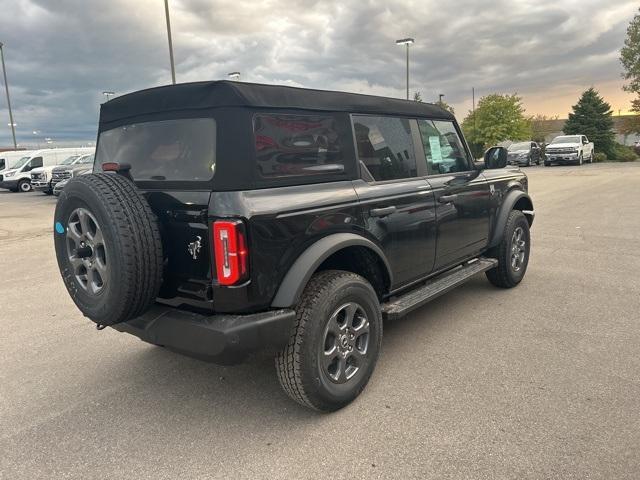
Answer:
xmin=429 ymin=136 xmax=443 ymax=162
xmin=367 ymin=125 xmax=386 ymax=148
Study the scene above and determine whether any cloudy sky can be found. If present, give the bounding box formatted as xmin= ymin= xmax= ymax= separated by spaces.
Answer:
xmin=0 ymin=0 xmax=638 ymax=147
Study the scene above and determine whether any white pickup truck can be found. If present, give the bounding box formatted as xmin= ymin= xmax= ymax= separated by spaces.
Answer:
xmin=544 ymin=135 xmax=594 ymax=166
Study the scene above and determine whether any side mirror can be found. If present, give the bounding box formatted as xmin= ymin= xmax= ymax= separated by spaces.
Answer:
xmin=484 ymin=146 xmax=508 ymax=169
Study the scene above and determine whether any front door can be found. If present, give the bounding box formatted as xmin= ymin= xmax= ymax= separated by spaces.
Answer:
xmin=416 ymin=119 xmax=491 ymax=270
xmin=352 ymin=115 xmax=437 ymax=288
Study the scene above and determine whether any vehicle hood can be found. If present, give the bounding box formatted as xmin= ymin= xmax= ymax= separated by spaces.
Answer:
xmin=1 ymin=168 xmax=17 ymax=176
xmin=31 ymin=166 xmax=57 ymax=175
xmin=547 ymin=142 xmax=580 ymax=148
xmin=54 ymin=165 xmax=90 ymax=174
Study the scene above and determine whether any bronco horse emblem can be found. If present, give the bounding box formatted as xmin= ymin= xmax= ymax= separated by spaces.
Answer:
xmin=187 ymin=236 xmax=202 ymax=260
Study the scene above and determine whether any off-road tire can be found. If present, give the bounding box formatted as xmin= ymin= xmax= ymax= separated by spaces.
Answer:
xmin=54 ymin=173 xmax=163 ymax=326
xmin=485 ymin=210 xmax=530 ymax=288
xmin=544 ymin=161 xmax=551 ymax=167
xmin=275 ymin=270 xmax=382 ymax=412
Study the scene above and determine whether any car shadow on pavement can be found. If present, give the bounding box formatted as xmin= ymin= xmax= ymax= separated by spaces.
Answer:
xmin=91 ymin=275 xmax=500 ymax=423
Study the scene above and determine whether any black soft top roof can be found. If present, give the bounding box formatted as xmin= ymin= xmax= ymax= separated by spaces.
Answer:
xmin=100 ymin=80 xmax=455 ymax=125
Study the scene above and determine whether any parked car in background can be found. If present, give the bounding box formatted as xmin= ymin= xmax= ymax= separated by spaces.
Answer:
xmin=544 ymin=135 xmax=594 ymax=166
xmin=0 ymin=148 xmax=94 ymax=193
xmin=0 ymin=150 xmax=33 ymax=174
xmin=30 ymin=147 xmax=95 ymax=194
xmin=507 ymin=141 xmax=542 ymax=166
xmin=52 ymin=155 xmax=94 ymax=196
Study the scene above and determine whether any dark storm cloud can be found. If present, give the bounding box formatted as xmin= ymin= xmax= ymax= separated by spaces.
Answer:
xmin=0 ymin=0 xmax=637 ymax=146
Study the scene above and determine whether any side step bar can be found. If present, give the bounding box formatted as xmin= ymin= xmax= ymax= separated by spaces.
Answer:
xmin=382 ymin=257 xmax=498 ymax=321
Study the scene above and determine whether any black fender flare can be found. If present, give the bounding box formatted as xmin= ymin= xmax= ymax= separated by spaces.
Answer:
xmin=488 ymin=190 xmax=534 ymax=248
xmin=270 ymin=233 xmax=392 ymax=308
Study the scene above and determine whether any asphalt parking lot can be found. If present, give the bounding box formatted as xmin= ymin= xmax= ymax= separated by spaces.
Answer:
xmin=1 ymin=162 xmax=639 ymax=479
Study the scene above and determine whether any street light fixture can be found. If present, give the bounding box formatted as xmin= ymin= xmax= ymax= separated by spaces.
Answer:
xmin=102 ymin=91 xmax=115 ymax=102
xmin=228 ymin=72 xmax=241 ymax=81
xmin=0 ymin=41 xmax=17 ymax=150
xmin=395 ymin=38 xmax=414 ymax=100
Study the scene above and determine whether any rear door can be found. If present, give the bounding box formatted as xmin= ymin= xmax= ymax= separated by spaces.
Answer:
xmin=95 ymin=117 xmax=216 ymax=309
xmin=352 ymin=115 xmax=437 ymax=287
xmin=416 ymin=119 xmax=491 ymax=269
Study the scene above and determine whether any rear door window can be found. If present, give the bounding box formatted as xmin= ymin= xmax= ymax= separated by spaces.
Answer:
xmin=352 ymin=115 xmax=418 ymax=182
xmin=253 ymin=113 xmax=345 ymax=178
xmin=96 ymin=118 xmax=216 ymax=181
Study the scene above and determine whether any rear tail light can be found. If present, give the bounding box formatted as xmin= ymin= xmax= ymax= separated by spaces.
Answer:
xmin=212 ymin=219 xmax=249 ymax=286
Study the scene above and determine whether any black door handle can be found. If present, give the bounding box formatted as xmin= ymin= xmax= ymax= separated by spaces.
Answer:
xmin=438 ymin=194 xmax=458 ymax=204
xmin=370 ymin=206 xmax=396 ymax=217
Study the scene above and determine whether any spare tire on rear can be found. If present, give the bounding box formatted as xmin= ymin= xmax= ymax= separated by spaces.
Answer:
xmin=54 ymin=173 xmax=163 ymax=326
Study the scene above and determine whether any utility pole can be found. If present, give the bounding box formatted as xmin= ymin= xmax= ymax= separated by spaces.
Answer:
xmin=0 ymin=42 xmax=17 ymax=150
xmin=164 ymin=0 xmax=176 ymax=84
xmin=472 ymin=87 xmax=476 ymax=130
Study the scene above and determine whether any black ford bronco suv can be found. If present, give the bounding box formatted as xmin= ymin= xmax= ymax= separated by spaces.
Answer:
xmin=54 ymin=81 xmax=534 ymax=412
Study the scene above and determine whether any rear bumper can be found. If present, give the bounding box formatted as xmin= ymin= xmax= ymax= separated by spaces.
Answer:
xmin=112 ymin=304 xmax=296 ymax=364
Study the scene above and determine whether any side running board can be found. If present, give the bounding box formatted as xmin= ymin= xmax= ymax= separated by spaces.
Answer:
xmin=382 ymin=257 xmax=498 ymax=321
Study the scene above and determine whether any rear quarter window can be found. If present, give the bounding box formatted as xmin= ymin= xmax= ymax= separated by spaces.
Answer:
xmin=95 ymin=118 xmax=216 ymax=181
xmin=253 ymin=113 xmax=346 ymax=178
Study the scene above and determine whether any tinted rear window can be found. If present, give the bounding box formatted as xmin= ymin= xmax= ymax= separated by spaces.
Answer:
xmin=253 ymin=114 xmax=345 ymax=178
xmin=96 ymin=118 xmax=216 ymax=181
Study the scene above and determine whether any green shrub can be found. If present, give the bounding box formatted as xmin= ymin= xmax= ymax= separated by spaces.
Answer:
xmin=593 ymin=152 xmax=608 ymax=163
xmin=612 ymin=144 xmax=639 ymax=162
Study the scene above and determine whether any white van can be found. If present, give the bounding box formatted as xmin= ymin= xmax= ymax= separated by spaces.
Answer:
xmin=0 ymin=148 xmax=94 ymax=193
xmin=0 ymin=150 xmax=33 ymax=174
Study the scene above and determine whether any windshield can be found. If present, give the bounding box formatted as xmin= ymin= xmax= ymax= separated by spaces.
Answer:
xmin=76 ymin=154 xmax=95 ymax=164
xmin=96 ymin=118 xmax=216 ymax=181
xmin=508 ymin=142 xmax=530 ymax=151
xmin=11 ymin=156 xmax=31 ymax=169
xmin=61 ymin=155 xmax=79 ymax=165
xmin=551 ymin=136 xmax=580 ymax=144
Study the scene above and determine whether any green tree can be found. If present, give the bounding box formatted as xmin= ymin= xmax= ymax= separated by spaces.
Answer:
xmin=620 ymin=8 xmax=640 ymax=134
xmin=620 ymin=8 xmax=640 ymax=94
xmin=461 ymin=94 xmax=531 ymax=155
xmin=563 ymin=88 xmax=615 ymax=157
xmin=413 ymin=91 xmax=423 ymax=102
xmin=436 ymin=99 xmax=455 ymax=115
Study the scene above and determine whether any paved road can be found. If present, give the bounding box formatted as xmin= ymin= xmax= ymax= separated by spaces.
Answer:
xmin=1 ymin=163 xmax=639 ymax=479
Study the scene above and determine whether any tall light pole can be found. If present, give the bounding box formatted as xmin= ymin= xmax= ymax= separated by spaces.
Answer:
xmin=164 ymin=0 xmax=176 ymax=84
xmin=0 ymin=42 xmax=17 ymax=150
xmin=395 ymin=38 xmax=414 ymax=100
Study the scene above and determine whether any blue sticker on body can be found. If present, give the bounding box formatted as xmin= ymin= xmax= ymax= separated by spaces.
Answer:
xmin=55 ymin=222 xmax=65 ymax=234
